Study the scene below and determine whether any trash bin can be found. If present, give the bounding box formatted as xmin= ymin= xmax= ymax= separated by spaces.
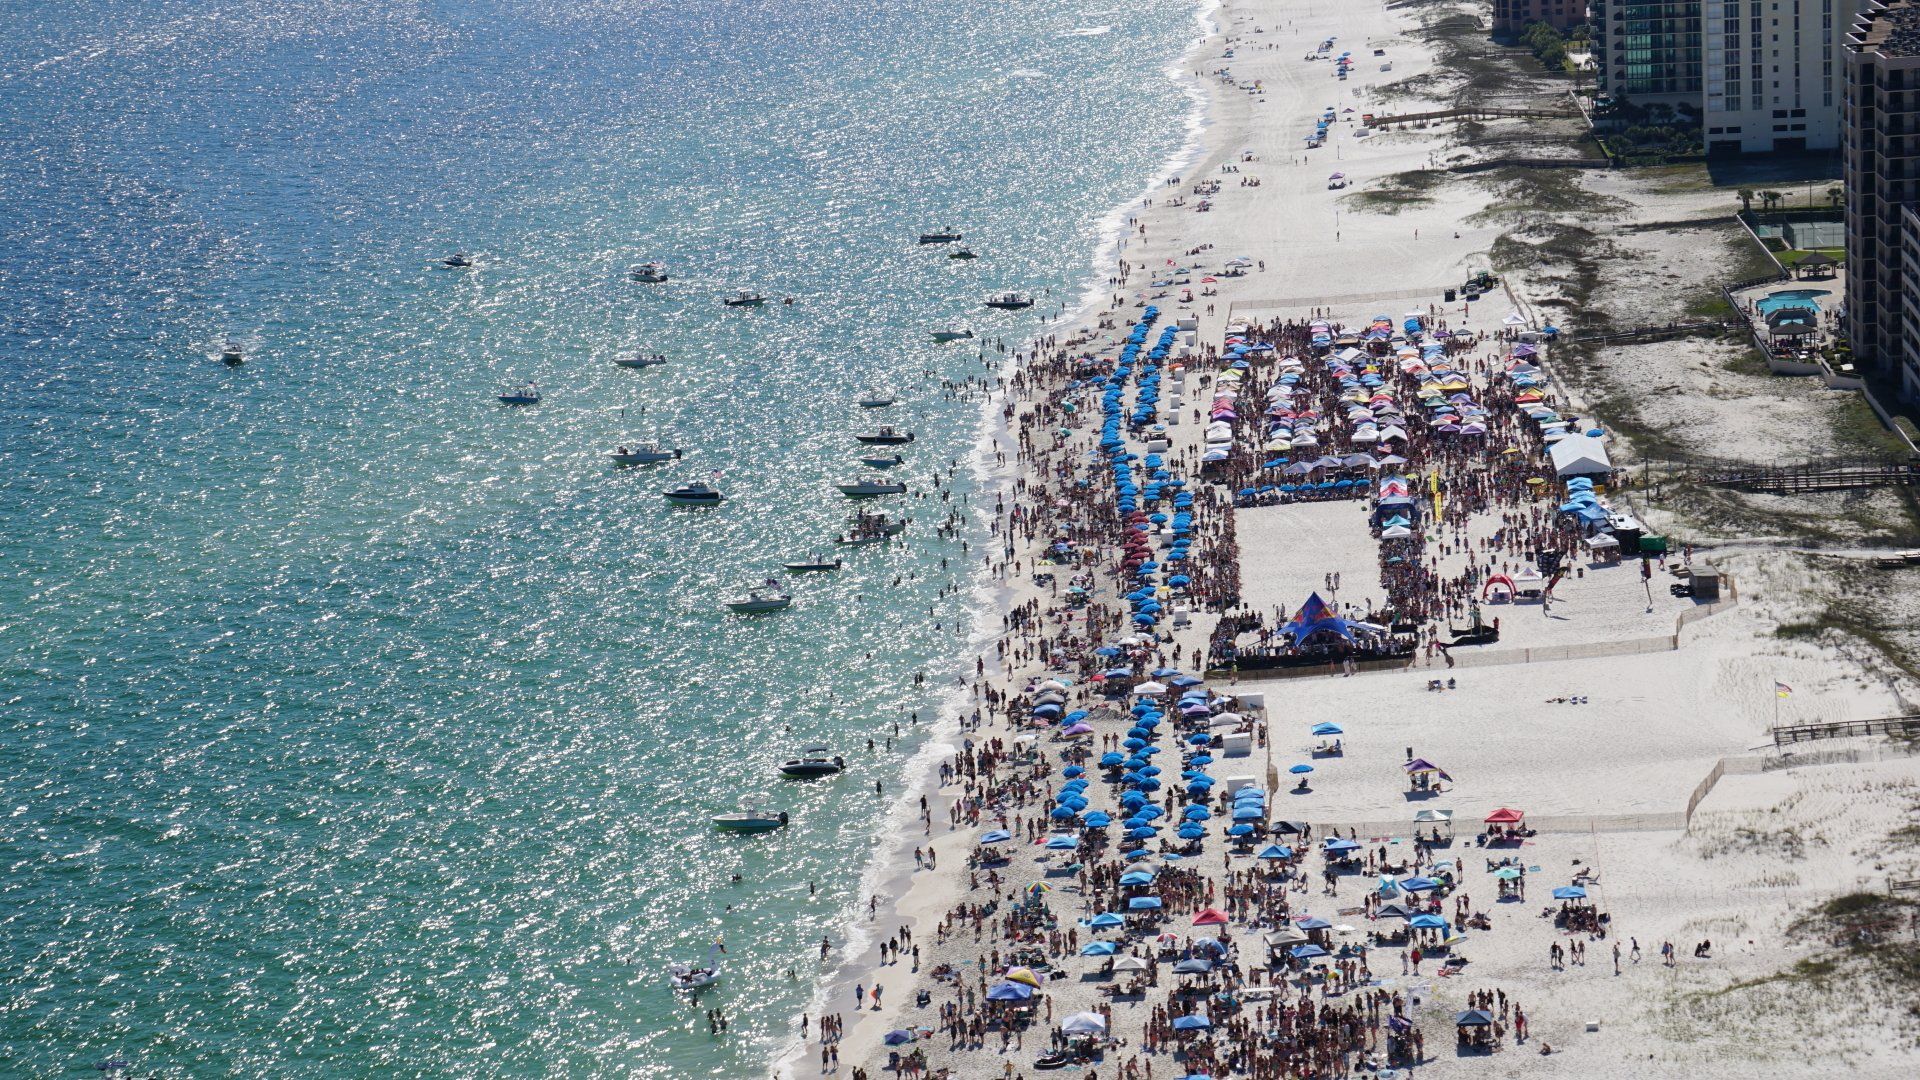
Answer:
xmin=1444 ymin=288 xmax=1457 ymax=302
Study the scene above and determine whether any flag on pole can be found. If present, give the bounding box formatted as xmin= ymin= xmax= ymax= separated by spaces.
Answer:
xmin=1774 ymin=681 xmax=1792 ymax=699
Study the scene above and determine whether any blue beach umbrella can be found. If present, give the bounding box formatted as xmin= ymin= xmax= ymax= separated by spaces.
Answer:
xmin=986 ymin=981 xmax=1035 ymax=1002
xmin=1227 ymin=824 xmax=1255 ymax=837
xmin=1289 ymin=764 xmax=1314 ymax=775
xmin=1046 ymin=835 xmax=1077 ymax=850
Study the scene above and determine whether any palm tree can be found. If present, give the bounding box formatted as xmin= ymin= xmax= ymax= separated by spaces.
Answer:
xmin=1827 ymin=186 xmax=1844 ymax=210
xmin=1737 ymin=187 xmax=1755 ymax=212
xmin=1759 ymin=190 xmax=1785 ymax=212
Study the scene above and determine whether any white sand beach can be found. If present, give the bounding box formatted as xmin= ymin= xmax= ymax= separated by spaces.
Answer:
xmin=783 ymin=1 xmax=1920 ymax=1078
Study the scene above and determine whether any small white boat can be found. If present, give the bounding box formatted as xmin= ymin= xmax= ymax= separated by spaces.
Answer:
xmin=859 ymin=454 xmax=906 ymax=469
xmin=498 ymin=383 xmax=541 ymax=405
xmin=712 ymin=809 xmax=790 ymax=832
xmin=838 ymin=476 xmax=908 ymax=497
xmin=668 ymin=962 xmax=719 ymax=991
xmin=854 ymin=426 xmax=914 ymax=445
xmin=779 ymin=749 xmax=846 ymax=778
xmin=919 ymin=229 xmax=963 ymax=244
xmin=664 ymin=482 xmax=723 ymax=506
xmin=608 ymin=443 xmax=680 ymax=465
xmin=614 ymin=352 xmax=667 ymax=368
xmin=984 ymin=293 xmax=1034 ymax=310
xmin=669 ymin=942 xmax=725 ymax=990
xmin=724 ymin=585 xmax=792 ymax=613
xmin=220 ymin=340 xmax=245 ymax=366
xmin=836 ymin=512 xmax=906 ymax=545
xmin=443 ymin=252 xmax=474 ymax=268
xmin=857 ymin=390 xmax=898 ymax=408
xmin=630 ymin=262 xmax=669 ymax=283
xmin=723 ymin=291 xmax=768 ymax=307
xmin=783 ymin=556 xmax=843 ymax=572
xmin=931 ymin=328 xmax=975 ymax=343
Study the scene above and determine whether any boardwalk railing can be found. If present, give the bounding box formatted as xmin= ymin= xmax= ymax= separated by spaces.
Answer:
xmin=1363 ymin=106 xmax=1578 ymax=128
xmin=1770 ymin=714 xmax=1920 ymax=746
xmin=1694 ymin=457 xmax=1920 ymax=495
xmin=1558 ymin=320 xmax=1739 ymax=345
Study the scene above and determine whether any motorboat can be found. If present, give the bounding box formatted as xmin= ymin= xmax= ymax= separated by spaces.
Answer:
xmin=670 ymin=942 xmax=725 ymax=991
xmin=608 ymin=443 xmax=680 ymax=465
xmin=443 ymin=252 xmax=473 ymax=267
xmin=723 ymin=585 xmax=792 ymax=613
xmin=712 ymin=809 xmax=790 ymax=832
xmin=614 ymin=352 xmax=667 ymax=368
xmin=779 ymin=749 xmax=846 ymax=778
xmin=664 ymin=482 xmax=723 ymax=506
xmin=220 ymin=340 xmax=245 ymax=366
xmin=630 ymin=262 xmax=669 ymax=283
xmin=859 ymin=453 xmax=906 ymax=469
xmin=836 ymin=512 xmax=906 ymax=545
xmin=984 ymin=293 xmax=1034 ymax=310
xmin=931 ymin=328 xmax=974 ymax=343
xmin=723 ymin=291 xmax=768 ymax=307
xmin=918 ymin=229 xmax=963 ymax=244
xmin=783 ymin=556 xmax=843 ymax=572
xmin=668 ymin=962 xmax=719 ymax=991
xmin=838 ymin=476 xmax=907 ymax=497
xmin=854 ymin=426 xmax=914 ymax=445
xmin=857 ymin=390 xmax=898 ymax=408
xmin=947 ymin=249 xmax=979 ymax=261
xmin=498 ymin=383 xmax=541 ymax=405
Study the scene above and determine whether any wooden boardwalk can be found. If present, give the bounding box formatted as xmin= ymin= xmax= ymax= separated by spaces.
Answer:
xmin=1363 ymin=106 xmax=1578 ymax=128
xmin=1770 ymin=714 xmax=1920 ymax=747
xmin=1695 ymin=456 xmax=1920 ymax=495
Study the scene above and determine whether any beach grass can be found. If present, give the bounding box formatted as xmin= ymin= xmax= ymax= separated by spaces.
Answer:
xmin=1341 ymin=169 xmax=1445 ymax=214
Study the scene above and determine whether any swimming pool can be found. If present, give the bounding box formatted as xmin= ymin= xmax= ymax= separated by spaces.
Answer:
xmin=1756 ymin=289 xmax=1831 ymax=316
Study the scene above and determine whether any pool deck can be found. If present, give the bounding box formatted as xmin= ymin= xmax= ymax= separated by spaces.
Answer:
xmin=1731 ymin=269 xmax=1846 ymax=352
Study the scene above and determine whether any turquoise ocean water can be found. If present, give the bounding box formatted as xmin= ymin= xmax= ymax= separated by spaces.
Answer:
xmin=0 ymin=0 xmax=1196 ymax=1073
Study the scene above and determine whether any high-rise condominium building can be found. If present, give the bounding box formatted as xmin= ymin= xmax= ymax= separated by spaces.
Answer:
xmin=1494 ymin=0 xmax=1591 ymax=36
xmin=1705 ymin=1 xmax=1864 ymax=153
xmin=1843 ymin=0 xmax=1920 ymax=399
xmin=1593 ymin=0 xmax=1706 ymax=107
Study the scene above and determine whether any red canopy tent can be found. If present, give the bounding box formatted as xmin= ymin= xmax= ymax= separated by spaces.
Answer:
xmin=1484 ymin=807 xmax=1525 ymax=824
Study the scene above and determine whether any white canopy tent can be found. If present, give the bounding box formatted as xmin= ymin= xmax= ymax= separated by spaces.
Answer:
xmin=1548 ymin=434 xmax=1612 ymax=478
